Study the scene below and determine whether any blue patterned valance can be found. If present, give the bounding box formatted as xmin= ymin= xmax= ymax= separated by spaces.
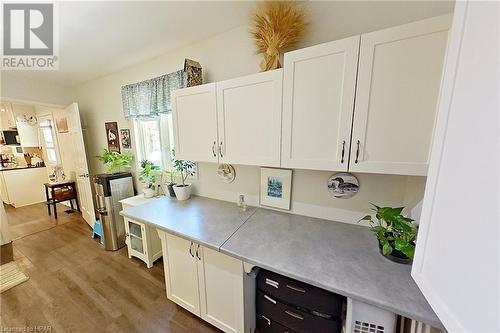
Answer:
xmin=121 ymin=70 xmax=187 ymax=118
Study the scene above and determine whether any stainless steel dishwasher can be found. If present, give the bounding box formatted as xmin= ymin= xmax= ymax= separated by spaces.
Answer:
xmin=93 ymin=173 xmax=134 ymax=250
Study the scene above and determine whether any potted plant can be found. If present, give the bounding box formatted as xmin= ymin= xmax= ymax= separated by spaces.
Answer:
xmin=173 ymin=160 xmax=196 ymax=200
xmin=359 ymin=204 xmax=418 ymax=264
xmin=97 ymin=149 xmax=133 ymax=174
xmin=163 ymin=166 xmax=178 ymax=197
xmin=139 ymin=160 xmax=160 ymax=198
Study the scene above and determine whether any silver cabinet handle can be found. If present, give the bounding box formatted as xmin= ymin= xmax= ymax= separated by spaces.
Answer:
xmin=285 ymin=310 xmax=304 ymax=320
xmin=286 ymin=284 xmax=306 ymax=293
xmin=265 ymin=278 xmax=279 ymax=288
xmin=212 ymin=141 xmax=216 ymax=157
xmin=264 ymin=294 xmax=276 ymax=304
xmin=219 ymin=141 xmax=224 ymax=158
xmin=340 ymin=140 xmax=346 ymax=163
xmin=355 ymin=140 xmax=360 ymax=164
xmin=195 ymin=244 xmax=201 ymax=260
xmin=189 ymin=242 xmax=194 ymax=257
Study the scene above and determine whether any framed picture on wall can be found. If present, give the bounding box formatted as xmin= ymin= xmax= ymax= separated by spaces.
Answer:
xmin=120 ymin=129 xmax=131 ymax=149
xmin=55 ymin=117 xmax=69 ymax=133
xmin=105 ymin=122 xmax=120 ymax=152
xmin=260 ymin=168 xmax=292 ymax=210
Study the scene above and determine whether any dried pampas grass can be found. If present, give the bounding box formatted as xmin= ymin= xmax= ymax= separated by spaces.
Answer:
xmin=252 ymin=2 xmax=306 ymax=71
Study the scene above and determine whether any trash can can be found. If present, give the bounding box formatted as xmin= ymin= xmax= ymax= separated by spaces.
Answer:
xmin=98 ymin=207 xmax=122 ymax=251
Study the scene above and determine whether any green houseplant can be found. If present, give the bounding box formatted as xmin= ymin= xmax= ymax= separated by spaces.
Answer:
xmin=139 ymin=160 xmax=160 ymax=198
xmin=97 ymin=149 xmax=133 ymax=174
xmin=172 ymin=160 xmax=196 ymax=200
xmin=360 ymin=204 xmax=418 ymax=264
xmin=163 ymin=166 xmax=179 ymax=197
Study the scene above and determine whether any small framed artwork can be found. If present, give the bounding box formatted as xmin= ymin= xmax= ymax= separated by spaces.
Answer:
xmin=105 ymin=122 xmax=120 ymax=152
xmin=120 ymin=129 xmax=131 ymax=149
xmin=260 ymin=168 xmax=292 ymax=210
xmin=55 ymin=117 xmax=69 ymax=133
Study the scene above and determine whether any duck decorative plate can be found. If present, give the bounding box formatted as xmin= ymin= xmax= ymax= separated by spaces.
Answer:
xmin=327 ymin=172 xmax=359 ymax=198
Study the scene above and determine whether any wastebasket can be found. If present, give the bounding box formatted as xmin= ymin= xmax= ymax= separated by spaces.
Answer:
xmin=98 ymin=207 xmax=122 ymax=251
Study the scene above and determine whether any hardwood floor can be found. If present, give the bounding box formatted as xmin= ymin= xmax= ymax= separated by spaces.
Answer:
xmin=5 ymin=202 xmax=80 ymax=240
xmin=1 ymin=203 xmax=220 ymax=333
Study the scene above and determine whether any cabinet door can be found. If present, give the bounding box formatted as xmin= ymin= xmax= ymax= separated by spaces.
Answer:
xmin=217 ymin=70 xmax=282 ymax=167
xmin=350 ymin=15 xmax=451 ymax=175
xmin=13 ymin=104 xmax=38 ymax=147
xmin=128 ymin=220 xmax=145 ymax=255
xmin=197 ymin=246 xmax=245 ymax=333
xmin=162 ymin=233 xmax=200 ymax=316
xmin=412 ymin=3 xmax=499 ymax=332
xmin=171 ymin=83 xmax=218 ymax=162
xmin=281 ymin=36 xmax=360 ymax=171
xmin=0 ymin=102 xmax=16 ymax=129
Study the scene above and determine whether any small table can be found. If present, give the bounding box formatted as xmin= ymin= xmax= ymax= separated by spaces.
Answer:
xmin=44 ymin=181 xmax=80 ymax=219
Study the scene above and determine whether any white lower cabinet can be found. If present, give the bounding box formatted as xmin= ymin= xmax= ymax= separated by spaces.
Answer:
xmin=158 ymin=231 xmax=245 ymax=333
xmin=123 ymin=217 xmax=162 ymax=268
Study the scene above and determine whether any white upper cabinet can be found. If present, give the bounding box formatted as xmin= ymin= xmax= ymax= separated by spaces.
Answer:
xmin=281 ymin=36 xmax=360 ymax=171
xmin=217 ymin=70 xmax=282 ymax=167
xmin=172 ymin=83 xmax=218 ymax=163
xmin=171 ymin=15 xmax=450 ymax=176
xmin=349 ymin=15 xmax=451 ymax=176
xmin=0 ymin=102 xmax=17 ymax=130
xmin=12 ymin=104 xmax=39 ymax=147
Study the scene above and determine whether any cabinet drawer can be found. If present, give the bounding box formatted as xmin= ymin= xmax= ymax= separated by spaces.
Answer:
xmin=257 ymin=313 xmax=298 ymax=333
xmin=257 ymin=269 xmax=343 ymax=316
xmin=257 ymin=290 xmax=342 ymax=333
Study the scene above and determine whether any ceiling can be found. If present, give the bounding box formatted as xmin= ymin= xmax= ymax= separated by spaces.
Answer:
xmin=3 ymin=1 xmax=258 ymax=87
xmin=2 ymin=1 xmax=454 ymax=88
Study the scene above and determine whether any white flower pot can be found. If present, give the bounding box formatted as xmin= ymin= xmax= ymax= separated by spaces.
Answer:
xmin=173 ymin=184 xmax=192 ymax=201
xmin=143 ymin=187 xmax=156 ymax=198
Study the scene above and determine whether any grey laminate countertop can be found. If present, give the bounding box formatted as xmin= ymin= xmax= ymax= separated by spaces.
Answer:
xmin=120 ymin=196 xmax=441 ymax=328
xmin=119 ymin=196 xmax=257 ymax=251
xmin=221 ymin=208 xmax=442 ymax=329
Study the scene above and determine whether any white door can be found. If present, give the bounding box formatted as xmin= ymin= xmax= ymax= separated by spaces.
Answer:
xmin=412 ymin=3 xmax=499 ymax=332
xmin=349 ymin=15 xmax=451 ymax=176
xmin=171 ymin=83 xmax=218 ymax=162
xmin=197 ymin=246 xmax=245 ymax=333
xmin=66 ymin=103 xmax=96 ymax=227
xmin=281 ymin=36 xmax=359 ymax=171
xmin=163 ymin=233 xmax=200 ymax=316
xmin=217 ymin=70 xmax=282 ymax=167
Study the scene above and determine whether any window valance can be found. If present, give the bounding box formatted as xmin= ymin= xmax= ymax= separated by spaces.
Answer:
xmin=121 ymin=70 xmax=187 ymax=118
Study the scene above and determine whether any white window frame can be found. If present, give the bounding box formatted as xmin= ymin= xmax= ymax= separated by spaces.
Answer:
xmin=132 ymin=114 xmax=197 ymax=180
xmin=38 ymin=114 xmax=61 ymax=167
xmin=132 ymin=115 xmax=172 ymax=170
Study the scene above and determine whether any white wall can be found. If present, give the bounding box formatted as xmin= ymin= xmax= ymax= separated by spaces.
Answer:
xmin=74 ymin=1 xmax=453 ymax=223
xmin=1 ymin=72 xmax=75 ymax=106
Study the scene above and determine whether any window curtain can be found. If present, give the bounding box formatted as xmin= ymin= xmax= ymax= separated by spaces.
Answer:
xmin=121 ymin=70 xmax=186 ymax=118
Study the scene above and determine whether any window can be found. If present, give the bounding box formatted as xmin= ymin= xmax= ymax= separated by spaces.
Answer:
xmin=133 ymin=114 xmax=196 ymax=177
xmin=38 ymin=117 xmax=59 ymax=166
xmin=133 ymin=115 xmax=172 ymax=169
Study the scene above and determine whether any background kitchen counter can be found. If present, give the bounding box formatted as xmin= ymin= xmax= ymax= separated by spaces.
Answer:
xmin=120 ymin=196 xmax=441 ymax=328
xmin=0 ymin=165 xmax=46 ymax=171
xmin=0 ymin=166 xmax=48 ymax=207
